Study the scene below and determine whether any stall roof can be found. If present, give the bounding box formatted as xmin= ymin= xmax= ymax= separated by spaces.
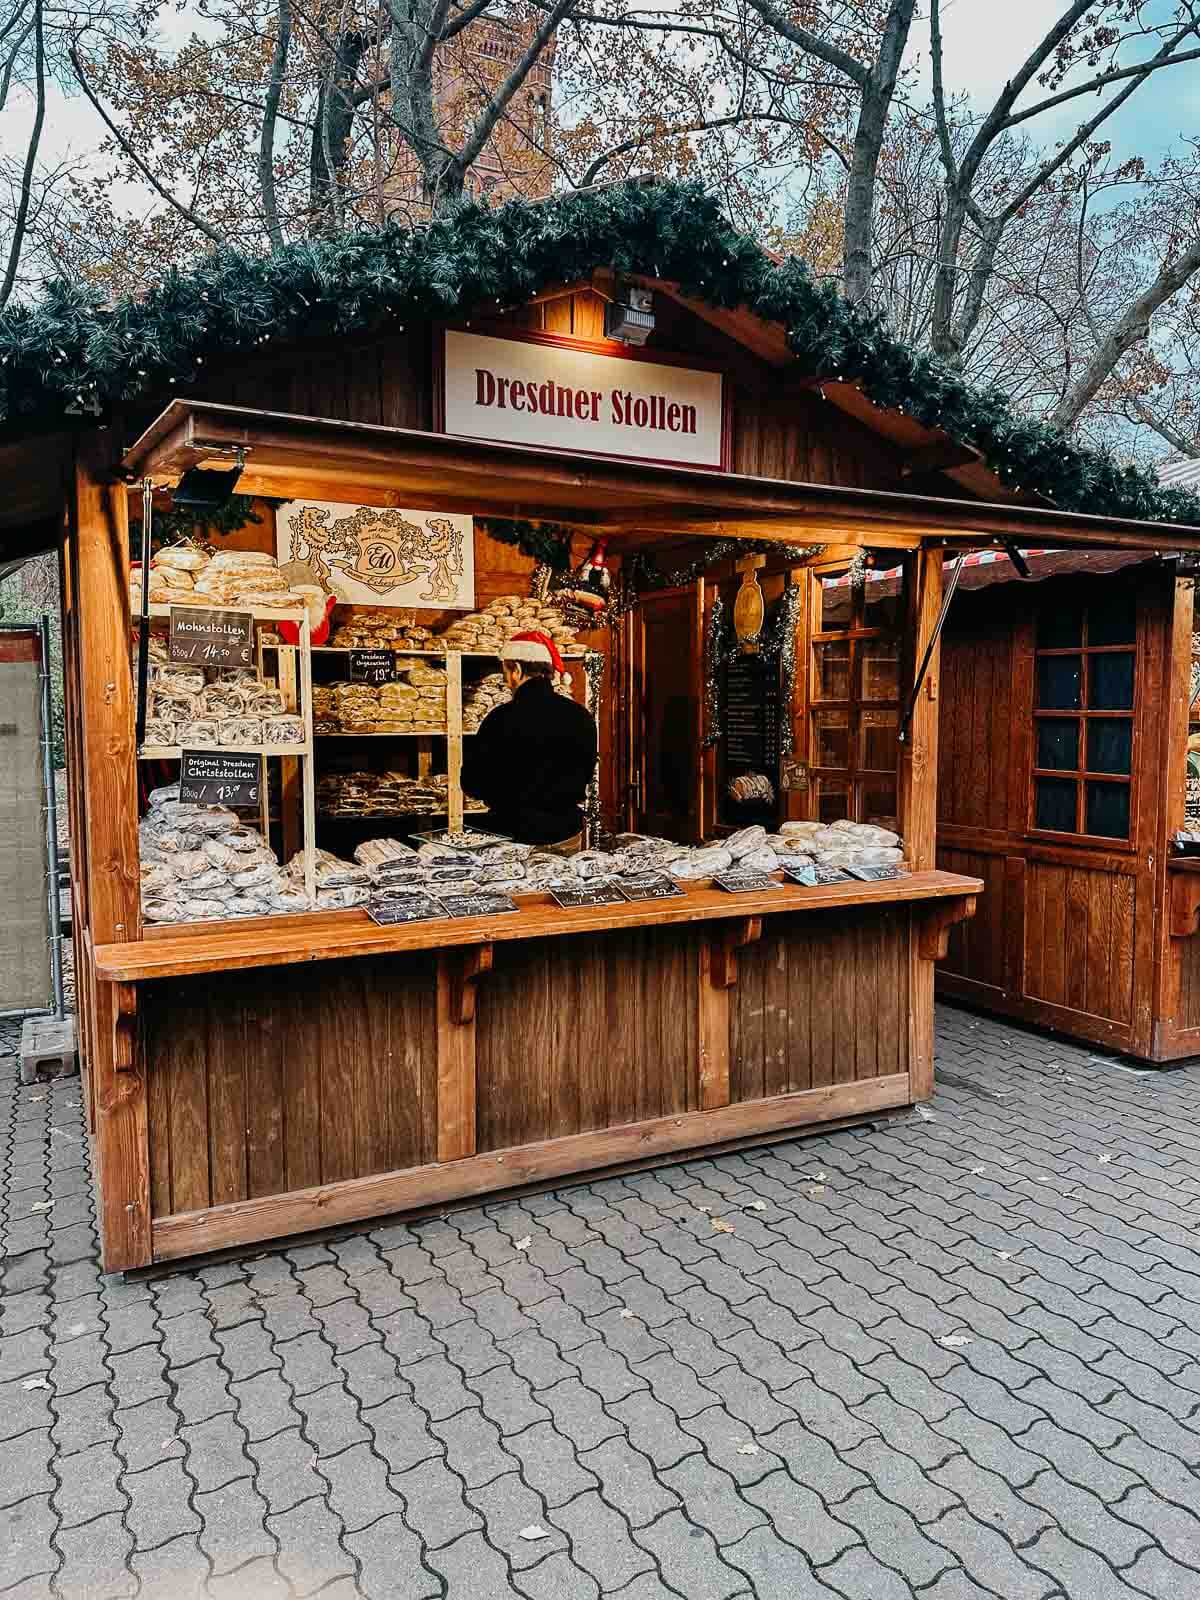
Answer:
xmin=122 ymin=400 xmax=1200 ymax=553
xmin=3 ymin=178 xmax=1200 ymax=561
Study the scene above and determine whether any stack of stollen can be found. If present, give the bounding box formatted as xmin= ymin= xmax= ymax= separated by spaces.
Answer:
xmin=328 ymin=611 xmax=433 ymax=650
xmin=131 ymin=546 xmax=304 ymax=611
xmin=439 ymin=593 xmax=580 ymax=658
xmin=463 ymin=672 xmax=510 ymax=730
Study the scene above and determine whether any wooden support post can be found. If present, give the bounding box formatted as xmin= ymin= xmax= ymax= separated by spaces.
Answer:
xmin=436 ymin=944 xmax=492 ymax=1161
xmin=1169 ymin=872 xmax=1200 ymax=938
xmin=902 ymin=548 xmax=944 ymax=1106
xmin=277 ymin=645 xmax=301 ymax=861
xmin=699 ymin=917 xmax=763 ymax=1112
xmin=447 ymin=651 xmax=464 ymax=836
xmin=73 ymin=435 xmax=150 ymax=1270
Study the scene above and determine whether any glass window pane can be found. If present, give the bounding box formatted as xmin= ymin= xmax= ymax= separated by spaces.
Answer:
xmin=818 ymin=576 xmax=852 ymax=632
xmin=815 ymin=776 xmax=850 ymax=823
xmin=1037 ymin=655 xmax=1082 ymax=710
xmin=1087 ymin=592 xmax=1136 ymax=647
xmin=1035 ymin=776 xmax=1077 ymax=832
xmin=860 ymin=638 xmax=900 ymax=702
xmin=1089 ymin=652 xmax=1134 ymax=710
xmin=1086 ymin=780 xmax=1131 ymax=839
xmin=813 ymin=709 xmax=850 ymax=768
xmin=859 ymin=781 xmax=898 ymax=832
xmin=1036 ymin=718 xmax=1079 ymax=771
xmin=1086 ymin=718 xmax=1133 ymax=775
xmin=860 ymin=707 xmax=898 ymax=770
xmin=863 ymin=566 xmax=904 ymax=631
xmin=813 ymin=640 xmax=850 ymax=700
xmin=1038 ymin=601 xmax=1083 ymax=649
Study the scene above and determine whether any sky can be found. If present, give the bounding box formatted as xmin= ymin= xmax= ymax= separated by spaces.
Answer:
xmin=3 ymin=0 xmax=1199 ymax=236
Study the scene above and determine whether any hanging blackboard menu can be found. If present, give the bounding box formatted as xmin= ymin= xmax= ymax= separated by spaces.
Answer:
xmin=617 ymin=876 xmax=686 ymax=901
xmin=169 ymin=607 xmax=254 ymax=668
xmin=723 ymin=654 xmax=782 ymax=777
xmin=178 ymin=750 xmax=261 ymax=807
xmin=550 ymin=883 xmax=625 ymax=909
xmin=350 ymin=649 xmax=397 ymax=685
xmin=368 ymin=894 xmax=446 ymax=925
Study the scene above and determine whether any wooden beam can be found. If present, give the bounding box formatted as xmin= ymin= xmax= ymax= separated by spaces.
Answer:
xmin=903 ymin=547 xmax=945 ymax=1105
xmin=150 ymin=1071 xmax=912 ymax=1262
xmin=437 ymin=947 xmax=491 ymax=1162
xmin=901 ymin=442 xmax=984 ymax=478
xmin=73 ymin=432 xmax=150 ymax=1272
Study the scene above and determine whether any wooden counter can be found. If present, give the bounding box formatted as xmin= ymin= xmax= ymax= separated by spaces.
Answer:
xmin=95 ymin=872 xmax=979 ymax=1268
xmin=96 ymin=870 xmax=979 ymax=980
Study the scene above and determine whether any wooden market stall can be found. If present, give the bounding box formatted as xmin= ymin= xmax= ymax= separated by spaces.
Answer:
xmin=4 ymin=183 xmax=1200 ymax=1270
xmin=935 ymin=548 xmax=1200 ymax=1063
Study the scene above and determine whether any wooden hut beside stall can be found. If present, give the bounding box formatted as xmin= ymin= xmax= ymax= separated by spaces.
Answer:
xmin=935 ymin=546 xmax=1200 ymax=1063
xmin=3 ymin=181 xmax=1200 ymax=1272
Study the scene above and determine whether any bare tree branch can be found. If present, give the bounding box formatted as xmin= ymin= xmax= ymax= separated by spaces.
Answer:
xmin=0 ymin=0 xmax=44 ymax=307
xmin=259 ymin=0 xmax=292 ymax=250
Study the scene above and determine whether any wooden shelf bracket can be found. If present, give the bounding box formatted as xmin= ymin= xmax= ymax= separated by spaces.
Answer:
xmin=916 ymin=895 xmax=977 ymax=961
xmin=451 ymin=943 xmax=494 ymax=1024
xmin=711 ymin=916 xmax=764 ymax=989
xmin=1169 ymin=872 xmax=1200 ymax=938
xmin=113 ymin=982 xmax=139 ymax=1074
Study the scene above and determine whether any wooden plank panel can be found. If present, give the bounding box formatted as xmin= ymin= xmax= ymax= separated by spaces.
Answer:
xmin=830 ymin=913 xmax=859 ymax=1084
xmin=1111 ymin=875 xmax=1136 ymax=1025
xmin=1040 ymin=866 xmax=1067 ymax=1007
xmin=762 ymin=929 xmax=790 ymax=1098
xmin=146 ymin=1011 xmax=173 ymax=1220
xmin=206 ymin=980 xmax=247 ymax=1207
xmin=320 ymin=969 xmax=359 ymax=1183
xmin=733 ymin=931 xmax=765 ymax=1103
xmin=165 ymin=984 xmax=212 ymax=1215
xmin=244 ymin=971 xmax=285 ymax=1201
xmin=548 ymin=937 xmax=582 ymax=1138
xmin=1085 ymin=874 xmax=1113 ymax=1024
xmin=282 ymin=965 xmax=321 ymax=1191
xmin=855 ymin=915 xmax=880 ymax=1081
xmin=785 ymin=918 xmax=814 ymax=1095
xmin=1064 ymin=870 xmax=1089 ymax=1015
xmin=391 ymin=955 xmax=436 ymax=1170
xmin=357 ymin=963 xmax=391 ymax=1179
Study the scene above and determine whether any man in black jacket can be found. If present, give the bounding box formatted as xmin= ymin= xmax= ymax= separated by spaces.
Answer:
xmin=460 ymin=630 xmax=598 ymax=847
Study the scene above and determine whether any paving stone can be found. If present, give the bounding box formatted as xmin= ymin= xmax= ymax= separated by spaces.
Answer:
xmin=844 ymin=1436 xmax=960 ymax=1523
xmin=194 ymin=1477 xmax=275 ymax=1575
xmin=834 ymin=1486 xmax=956 ymax=1588
xmin=926 ymin=1507 xmax=1058 ymax=1600
xmin=251 ymin=1424 xmax=328 ymax=1515
xmin=660 ymin=1453 xmax=765 ymax=1545
xmin=638 ymin=1507 xmax=748 ymax=1600
xmin=0 ymin=1491 xmax=57 ymax=1586
xmin=470 ymin=1469 xmax=559 ymax=1569
xmin=1122 ymin=1544 xmax=1200 ymax=1600
xmin=129 ymin=1532 xmax=209 ymax=1599
xmin=513 ymin=1550 xmax=601 ymax=1600
xmin=54 ymin=1437 xmax=125 ymax=1527
xmin=743 ymin=1469 xmax=858 ymax=1564
xmin=231 ymin=1369 xmax=300 ymax=1443
xmin=268 ymin=1494 xmax=356 ymax=1591
xmin=1119 ymin=1484 xmax=1200 ymax=1566
xmin=427 ymin=1528 xmax=522 ymax=1600
xmin=611 ymin=1389 xmax=701 ymax=1469
xmin=363 ymin=1394 xmax=440 ymax=1475
xmin=930 ymin=1452 xmax=1052 ymax=1544
xmin=393 ymin=1456 xmax=482 ymax=1548
xmin=818 ymin=1543 xmax=926 ymax=1600
xmin=345 ymin=1511 xmax=440 ymax=1599
xmin=292 ymin=1381 xmax=369 ymax=1458
xmin=580 ymin=1435 xmax=679 ymax=1529
xmin=549 ymin=1489 xmax=654 ymax=1590
xmin=503 ymin=1420 xmax=598 ymax=1509
xmin=433 ymin=1406 xmax=515 ymax=1489
xmin=1024 ymin=1527 xmax=1149 ymax=1600
xmin=53 ymin=1509 xmax=136 ymax=1599
xmin=124 ymin=1456 xmax=201 ymax=1549
xmin=322 ymin=1439 xmax=396 ymax=1533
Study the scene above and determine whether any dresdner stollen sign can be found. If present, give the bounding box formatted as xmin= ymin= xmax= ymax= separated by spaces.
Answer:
xmin=441 ymin=329 xmax=727 ymax=469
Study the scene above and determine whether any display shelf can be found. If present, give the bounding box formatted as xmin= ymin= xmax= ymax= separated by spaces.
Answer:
xmin=314 ymin=729 xmax=477 ymax=739
xmin=302 ymin=646 xmax=587 ymax=659
xmin=143 ymin=603 xmax=309 ymax=624
xmin=138 ymin=743 xmax=314 ymax=760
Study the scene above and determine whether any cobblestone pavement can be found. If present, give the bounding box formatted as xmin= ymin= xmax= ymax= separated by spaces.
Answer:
xmin=4 ymin=1004 xmax=1200 ymax=1598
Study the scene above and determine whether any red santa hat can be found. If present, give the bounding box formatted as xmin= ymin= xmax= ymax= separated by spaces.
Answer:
xmin=500 ymin=630 xmax=565 ymax=674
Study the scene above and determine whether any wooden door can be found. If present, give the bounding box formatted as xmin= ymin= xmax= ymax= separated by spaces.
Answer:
xmin=630 ymin=584 xmax=703 ymax=842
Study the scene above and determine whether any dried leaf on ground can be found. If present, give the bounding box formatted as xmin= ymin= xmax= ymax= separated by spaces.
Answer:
xmin=514 ymin=1236 xmax=532 ymax=1251
xmin=939 ymin=1333 xmax=972 ymax=1348
xmin=519 ymin=1525 xmax=550 ymax=1541
xmin=711 ymin=1217 xmax=736 ymax=1234
xmin=736 ymin=1440 xmax=759 ymax=1455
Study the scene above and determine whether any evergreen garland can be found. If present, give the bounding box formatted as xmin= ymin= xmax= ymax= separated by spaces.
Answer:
xmin=478 ymin=517 xmax=575 ymax=570
xmin=150 ymin=494 xmax=263 ymax=553
xmin=2 ymin=178 xmax=1196 ymax=529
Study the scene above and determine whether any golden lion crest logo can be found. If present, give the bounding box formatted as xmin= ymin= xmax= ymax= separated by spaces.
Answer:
xmin=287 ymin=505 xmax=466 ymax=602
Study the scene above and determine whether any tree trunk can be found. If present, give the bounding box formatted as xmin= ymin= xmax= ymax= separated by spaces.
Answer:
xmin=930 ymin=188 xmax=970 ymax=363
xmin=842 ymin=0 xmax=917 ymax=306
xmin=259 ymin=0 xmax=291 ymax=251
xmin=310 ymin=30 xmax=367 ymax=231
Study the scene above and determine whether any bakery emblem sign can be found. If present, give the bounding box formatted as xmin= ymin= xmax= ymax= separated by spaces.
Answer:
xmin=277 ymin=501 xmax=475 ymax=609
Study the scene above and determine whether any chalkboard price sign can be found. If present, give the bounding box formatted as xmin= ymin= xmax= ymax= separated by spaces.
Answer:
xmin=782 ymin=864 xmax=819 ymax=888
xmin=350 ymin=649 xmax=397 ymax=685
xmin=368 ymin=894 xmax=446 ymax=925
xmin=713 ymin=872 xmax=781 ymax=893
xmin=169 ymin=607 xmax=254 ymax=668
xmin=812 ymin=865 xmax=853 ymax=885
xmin=178 ymin=749 xmax=261 ymax=807
xmin=617 ymin=876 xmax=686 ymax=901
xmin=722 ymin=655 xmax=782 ymax=782
xmin=438 ymin=893 xmax=520 ymax=918
xmin=845 ymin=865 xmax=907 ymax=882
xmin=550 ymin=882 xmax=626 ymax=909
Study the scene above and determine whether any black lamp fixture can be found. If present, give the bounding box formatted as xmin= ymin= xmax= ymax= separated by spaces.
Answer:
xmin=170 ymin=447 xmax=245 ymax=510
xmin=604 ymin=282 xmax=655 ymax=346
